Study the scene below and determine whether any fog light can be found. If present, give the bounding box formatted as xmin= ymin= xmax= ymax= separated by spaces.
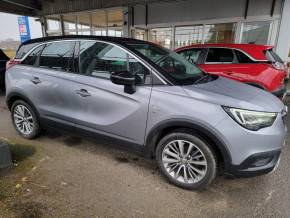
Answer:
xmin=251 ymin=157 xmax=273 ymax=167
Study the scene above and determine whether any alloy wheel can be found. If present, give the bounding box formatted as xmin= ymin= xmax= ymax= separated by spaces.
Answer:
xmin=161 ymin=140 xmax=208 ymax=184
xmin=13 ymin=105 xmax=34 ymax=135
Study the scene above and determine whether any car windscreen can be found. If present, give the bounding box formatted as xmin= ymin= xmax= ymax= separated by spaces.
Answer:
xmin=126 ymin=42 xmax=204 ymax=85
xmin=265 ymin=49 xmax=283 ymax=63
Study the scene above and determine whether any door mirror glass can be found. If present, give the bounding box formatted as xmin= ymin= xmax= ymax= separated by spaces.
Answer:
xmin=110 ymin=71 xmax=136 ymax=94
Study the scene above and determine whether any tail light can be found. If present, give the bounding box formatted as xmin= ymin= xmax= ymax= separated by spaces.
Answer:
xmin=6 ymin=59 xmax=21 ymax=70
xmin=272 ymin=61 xmax=286 ymax=71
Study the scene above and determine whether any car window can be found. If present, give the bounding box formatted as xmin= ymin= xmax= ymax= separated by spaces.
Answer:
xmin=21 ymin=45 xmax=44 ymax=66
xmin=79 ymin=41 xmax=151 ymax=85
xmin=127 ymin=42 xmax=204 ymax=85
xmin=265 ymin=49 xmax=283 ymax=63
xmin=206 ymin=48 xmax=234 ymax=63
xmin=234 ymin=50 xmax=254 ymax=63
xmin=15 ymin=43 xmax=40 ymax=59
xmin=39 ymin=41 xmax=75 ymax=72
xmin=178 ymin=48 xmax=202 ymax=64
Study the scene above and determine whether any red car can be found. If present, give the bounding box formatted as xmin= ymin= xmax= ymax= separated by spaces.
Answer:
xmin=176 ymin=44 xmax=288 ymax=98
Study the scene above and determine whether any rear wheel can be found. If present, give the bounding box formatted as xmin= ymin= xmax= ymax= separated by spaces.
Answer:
xmin=11 ymin=100 xmax=41 ymax=139
xmin=156 ymin=131 xmax=217 ymax=190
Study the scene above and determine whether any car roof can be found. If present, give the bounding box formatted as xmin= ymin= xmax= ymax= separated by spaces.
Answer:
xmin=176 ymin=43 xmax=274 ymax=61
xmin=21 ymin=35 xmax=145 ymax=46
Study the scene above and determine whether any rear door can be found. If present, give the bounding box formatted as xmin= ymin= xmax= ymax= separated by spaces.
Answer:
xmin=66 ymin=40 xmax=152 ymax=146
xmin=29 ymin=40 xmax=78 ymax=130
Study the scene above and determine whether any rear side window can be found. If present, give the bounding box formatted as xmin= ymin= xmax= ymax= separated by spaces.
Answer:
xmin=206 ymin=48 xmax=234 ymax=63
xmin=15 ymin=43 xmax=40 ymax=59
xmin=265 ymin=49 xmax=283 ymax=63
xmin=21 ymin=45 xmax=44 ymax=66
xmin=178 ymin=48 xmax=202 ymax=64
xmin=39 ymin=41 xmax=75 ymax=72
xmin=234 ymin=50 xmax=254 ymax=63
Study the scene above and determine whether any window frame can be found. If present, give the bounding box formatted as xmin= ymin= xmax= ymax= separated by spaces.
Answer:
xmin=37 ymin=40 xmax=77 ymax=73
xmin=76 ymin=39 xmax=154 ymax=86
xmin=177 ymin=48 xmax=207 ymax=64
xmin=20 ymin=44 xmax=45 ymax=67
xmin=204 ymin=47 xmax=236 ymax=64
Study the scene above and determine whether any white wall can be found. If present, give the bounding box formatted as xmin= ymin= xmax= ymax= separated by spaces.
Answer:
xmin=276 ymin=0 xmax=290 ymax=61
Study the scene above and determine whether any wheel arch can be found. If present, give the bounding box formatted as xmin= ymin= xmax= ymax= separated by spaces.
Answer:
xmin=6 ymin=91 xmax=39 ymax=117
xmin=143 ymin=119 xmax=232 ymax=168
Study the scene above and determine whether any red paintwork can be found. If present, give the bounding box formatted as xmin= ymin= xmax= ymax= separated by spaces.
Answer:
xmin=176 ymin=44 xmax=287 ymax=93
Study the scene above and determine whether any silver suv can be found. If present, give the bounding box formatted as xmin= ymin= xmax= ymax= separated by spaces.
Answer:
xmin=5 ymin=36 xmax=288 ymax=189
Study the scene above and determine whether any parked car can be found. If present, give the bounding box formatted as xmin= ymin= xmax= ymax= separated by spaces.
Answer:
xmin=176 ymin=44 xmax=288 ymax=99
xmin=0 ymin=49 xmax=10 ymax=91
xmin=5 ymin=36 xmax=287 ymax=190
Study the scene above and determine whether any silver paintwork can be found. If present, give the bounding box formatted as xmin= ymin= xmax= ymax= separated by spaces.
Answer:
xmin=5 ymin=38 xmax=287 ymax=176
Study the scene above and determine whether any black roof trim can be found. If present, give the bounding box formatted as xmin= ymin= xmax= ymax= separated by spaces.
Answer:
xmin=21 ymin=35 xmax=145 ymax=46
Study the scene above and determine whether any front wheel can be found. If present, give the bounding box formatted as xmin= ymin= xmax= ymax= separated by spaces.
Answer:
xmin=11 ymin=100 xmax=41 ymax=139
xmin=156 ymin=131 xmax=217 ymax=190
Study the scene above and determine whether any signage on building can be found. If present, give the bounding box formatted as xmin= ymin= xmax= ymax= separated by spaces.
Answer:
xmin=18 ymin=16 xmax=31 ymax=43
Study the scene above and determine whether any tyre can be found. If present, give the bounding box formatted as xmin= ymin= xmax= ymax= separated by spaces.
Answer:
xmin=156 ymin=131 xmax=217 ymax=190
xmin=11 ymin=100 xmax=41 ymax=139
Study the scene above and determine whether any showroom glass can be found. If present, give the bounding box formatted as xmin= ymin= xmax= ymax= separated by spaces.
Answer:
xmin=241 ymin=21 xmax=271 ymax=44
xmin=22 ymin=45 xmax=44 ymax=66
xmin=77 ymin=13 xmax=91 ymax=35
xmin=179 ymin=48 xmax=202 ymax=64
xmin=148 ymin=28 xmax=172 ymax=49
xmin=107 ymin=9 xmax=123 ymax=37
xmin=175 ymin=26 xmax=203 ymax=49
xmin=79 ymin=41 xmax=150 ymax=85
xmin=39 ymin=41 xmax=75 ymax=72
xmin=46 ymin=15 xmax=61 ymax=36
xmin=134 ymin=29 xmax=146 ymax=40
xmin=92 ymin=10 xmax=107 ymax=36
xmin=128 ymin=42 xmax=203 ymax=85
xmin=204 ymin=23 xmax=236 ymax=44
xmin=206 ymin=48 xmax=234 ymax=63
xmin=63 ymin=14 xmax=77 ymax=35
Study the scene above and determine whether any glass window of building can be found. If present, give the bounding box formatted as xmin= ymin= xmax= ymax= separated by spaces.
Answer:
xmin=92 ymin=10 xmax=107 ymax=36
xmin=134 ymin=29 xmax=146 ymax=41
xmin=149 ymin=28 xmax=172 ymax=49
xmin=63 ymin=14 xmax=77 ymax=35
xmin=204 ymin=23 xmax=236 ymax=44
xmin=175 ymin=25 xmax=203 ymax=49
xmin=46 ymin=15 xmax=61 ymax=36
xmin=107 ymin=9 xmax=123 ymax=37
xmin=241 ymin=21 xmax=271 ymax=45
xmin=77 ymin=13 xmax=90 ymax=35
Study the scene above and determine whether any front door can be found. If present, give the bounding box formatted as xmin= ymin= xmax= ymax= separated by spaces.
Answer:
xmin=69 ymin=40 xmax=152 ymax=146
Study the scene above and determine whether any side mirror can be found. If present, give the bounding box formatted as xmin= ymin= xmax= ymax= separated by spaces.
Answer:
xmin=110 ymin=71 xmax=136 ymax=94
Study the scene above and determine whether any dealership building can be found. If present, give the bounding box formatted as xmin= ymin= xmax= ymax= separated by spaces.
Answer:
xmin=1 ymin=0 xmax=290 ymax=61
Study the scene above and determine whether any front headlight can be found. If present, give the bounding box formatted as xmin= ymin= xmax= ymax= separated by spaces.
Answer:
xmin=223 ymin=106 xmax=277 ymax=131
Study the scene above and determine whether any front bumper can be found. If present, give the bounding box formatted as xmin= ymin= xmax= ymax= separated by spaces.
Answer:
xmin=225 ymin=149 xmax=281 ymax=178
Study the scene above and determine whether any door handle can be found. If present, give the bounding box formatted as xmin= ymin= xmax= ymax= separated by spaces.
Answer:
xmin=31 ymin=77 xmax=41 ymax=84
xmin=76 ymin=89 xmax=91 ymax=97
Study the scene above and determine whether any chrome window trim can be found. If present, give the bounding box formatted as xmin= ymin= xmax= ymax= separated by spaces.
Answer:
xmin=17 ymin=39 xmax=169 ymax=85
